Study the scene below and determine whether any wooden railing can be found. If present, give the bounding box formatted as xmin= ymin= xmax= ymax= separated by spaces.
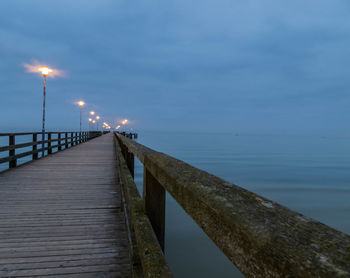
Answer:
xmin=114 ymin=132 xmax=171 ymax=278
xmin=0 ymin=131 xmax=102 ymax=170
xmin=115 ymin=132 xmax=350 ymax=278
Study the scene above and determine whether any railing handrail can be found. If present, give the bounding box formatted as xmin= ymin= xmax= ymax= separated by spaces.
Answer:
xmin=0 ymin=131 xmax=86 ymax=136
xmin=115 ymin=132 xmax=350 ymax=278
xmin=114 ymin=135 xmax=172 ymax=277
xmin=0 ymin=131 xmax=103 ymax=171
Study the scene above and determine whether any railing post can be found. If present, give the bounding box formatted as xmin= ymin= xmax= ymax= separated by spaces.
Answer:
xmin=9 ymin=135 xmax=17 ymax=168
xmin=48 ymin=133 xmax=52 ymax=154
xmin=58 ymin=133 xmax=62 ymax=151
xmin=32 ymin=133 xmax=38 ymax=160
xmin=65 ymin=132 xmax=68 ymax=149
xmin=75 ymin=132 xmax=78 ymax=145
xmin=143 ymin=167 xmax=166 ymax=250
xmin=121 ymin=141 xmax=127 ymax=160
xmin=71 ymin=132 xmax=74 ymax=146
xmin=126 ymin=151 xmax=134 ymax=178
xmin=80 ymin=132 xmax=82 ymax=144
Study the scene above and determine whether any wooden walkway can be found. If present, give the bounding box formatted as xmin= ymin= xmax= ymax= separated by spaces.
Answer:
xmin=0 ymin=134 xmax=131 ymax=277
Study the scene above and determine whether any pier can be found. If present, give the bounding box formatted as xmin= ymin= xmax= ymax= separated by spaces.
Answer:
xmin=0 ymin=132 xmax=349 ymax=277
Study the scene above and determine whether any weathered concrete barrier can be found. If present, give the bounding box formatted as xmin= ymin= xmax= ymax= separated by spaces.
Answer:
xmin=114 ymin=135 xmax=172 ymax=277
xmin=115 ymin=132 xmax=350 ymax=278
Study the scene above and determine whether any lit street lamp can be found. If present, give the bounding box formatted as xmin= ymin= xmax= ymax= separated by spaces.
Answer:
xmin=23 ymin=61 xmax=63 ymax=157
xmin=77 ymin=101 xmax=85 ymax=132
xmin=38 ymin=67 xmax=53 ymax=157
xmin=96 ymin=115 xmax=100 ymax=131
xmin=88 ymin=118 xmax=92 ymax=131
xmin=121 ymin=119 xmax=128 ymax=132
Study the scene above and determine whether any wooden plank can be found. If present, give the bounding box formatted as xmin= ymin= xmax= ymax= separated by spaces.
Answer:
xmin=0 ymin=263 xmax=128 ymax=277
xmin=0 ymin=257 xmax=130 ymax=271
xmin=0 ymin=134 xmax=131 ymax=277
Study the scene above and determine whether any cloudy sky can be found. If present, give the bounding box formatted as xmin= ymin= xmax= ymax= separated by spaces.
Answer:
xmin=0 ymin=0 xmax=349 ymax=134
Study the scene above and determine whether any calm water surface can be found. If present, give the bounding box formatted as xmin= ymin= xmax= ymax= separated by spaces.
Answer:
xmin=1 ymin=132 xmax=349 ymax=277
xmin=133 ymin=131 xmax=350 ymax=278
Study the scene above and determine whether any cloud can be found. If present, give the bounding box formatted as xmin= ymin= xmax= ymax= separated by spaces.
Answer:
xmin=0 ymin=0 xmax=350 ymax=134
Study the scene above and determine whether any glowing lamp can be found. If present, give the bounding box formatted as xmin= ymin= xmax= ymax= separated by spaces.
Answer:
xmin=38 ymin=67 xmax=53 ymax=76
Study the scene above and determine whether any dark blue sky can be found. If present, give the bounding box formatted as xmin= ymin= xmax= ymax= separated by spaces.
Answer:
xmin=1 ymin=0 xmax=350 ymax=134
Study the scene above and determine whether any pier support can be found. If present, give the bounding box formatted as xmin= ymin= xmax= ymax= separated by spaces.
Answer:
xmin=143 ymin=168 xmax=165 ymax=250
xmin=126 ymin=151 xmax=134 ymax=178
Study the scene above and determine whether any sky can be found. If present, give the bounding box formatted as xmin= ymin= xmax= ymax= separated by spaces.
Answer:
xmin=0 ymin=0 xmax=350 ymax=134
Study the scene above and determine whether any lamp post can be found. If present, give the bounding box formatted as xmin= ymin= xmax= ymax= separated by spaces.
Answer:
xmin=77 ymin=101 xmax=85 ymax=132
xmin=38 ymin=67 xmax=53 ymax=157
xmin=88 ymin=118 xmax=92 ymax=131
xmin=24 ymin=62 xmax=63 ymax=157
xmin=121 ymin=119 xmax=128 ymax=132
xmin=96 ymin=116 xmax=100 ymax=131
xmin=90 ymin=112 xmax=95 ymax=130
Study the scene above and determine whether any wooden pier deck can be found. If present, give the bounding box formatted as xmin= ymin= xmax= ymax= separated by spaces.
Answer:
xmin=0 ymin=134 xmax=131 ymax=277
xmin=1 ymin=131 xmax=349 ymax=277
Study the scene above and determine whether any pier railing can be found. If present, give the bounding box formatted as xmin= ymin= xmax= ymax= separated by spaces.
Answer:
xmin=115 ymin=132 xmax=350 ymax=278
xmin=114 ymin=132 xmax=171 ymax=277
xmin=0 ymin=131 xmax=102 ymax=170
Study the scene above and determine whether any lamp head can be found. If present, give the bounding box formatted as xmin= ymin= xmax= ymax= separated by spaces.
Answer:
xmin=77 ymin=101 xmax=85 ymax=107
xmin=38 ymin=67 xmax=53 ymax=76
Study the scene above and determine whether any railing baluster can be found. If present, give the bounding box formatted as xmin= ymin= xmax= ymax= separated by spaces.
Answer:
xmin=58 ymin=133 xmax=62 ymax=151
xmin=48 ymin=133 xmax=52 ymax=154
xmin=41 ymin=133 xmax=45 ymax=158
xmin=1 ymin=131 xmax=88 ymax=171
xmin=32 ymin=133 xmax=38 ymax=160
xmin=143 ymin=167 xmax=166 ymax=250
xmin=65 ymin=132 xmax=68 ymax=149
xmin=9 ymin=135 xmax=17 ymax=168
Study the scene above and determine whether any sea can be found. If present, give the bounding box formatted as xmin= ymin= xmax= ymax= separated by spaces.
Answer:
xmin=1 ymin=131 xmax=349 ymax=277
